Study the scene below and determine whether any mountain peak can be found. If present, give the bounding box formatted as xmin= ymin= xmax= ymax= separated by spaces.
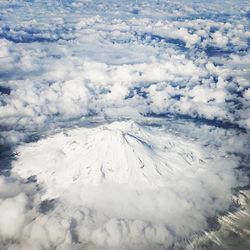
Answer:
xmin=14 ymin=121 xmax=204 ymax=197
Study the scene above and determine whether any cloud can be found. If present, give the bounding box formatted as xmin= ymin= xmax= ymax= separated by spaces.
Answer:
xmin=0 ymin=0 xmax=249 ymax=249
xmin=0 ymin=0 xmax=249 ymax=144
xmin=0 ymin=121 xmax=245 ymax=250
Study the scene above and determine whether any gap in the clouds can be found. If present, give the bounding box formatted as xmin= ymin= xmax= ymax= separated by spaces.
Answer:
xmin=38 ymin=198 xmax=57 ymax=214
xmin=146 ymin=113 xmax=247 ymax=132
xmin=204 ymin=46 xmax=234 ymax=57
xmin=0 ymin=70 xmax=39 ymax=81
xmin=0 ymin=86 xmax=11 ymax=95
xmin=109 ymin=31 xmax=187 ymax=50
xmin=0 ymin=32 xmax=57 ymax=44
xmin=0 ymin=146 xmax=16 ymax=176
xmin=247 ymin=38 xmax=250 ymax=48
xmin=0 ymin=25 xmax=76 ymax=44
xmin=4 ymin=3 xmax=22 ymax=10
xmin=23 ymin=133 xmax=41 ymax=143
xmin=227 ymin=85 xmax=246 ymax=99
xmin=204 ymin=44 xmax=249 ymax=58
xmin=134 ymin=32 xmax=187 ymax=51
xmin=246 ymin=12 xmax=250 ymax=20
xmin=172 ymin=12 xmax=231 ymax=23
xmin=126 ymin=87 xmax=184 ymax=101
xmin=126 ymin=86 xmax=148 ymax=99
xmin=209 ymin=26 xmax=219 ymax=33
xmin=131 ymin=9 xmax=139 ymax=15
xmin=26 ymin=175 xmax=37 ymax=184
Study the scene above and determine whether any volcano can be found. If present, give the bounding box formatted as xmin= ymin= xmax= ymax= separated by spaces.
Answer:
xmin=7 ymin=121 xmax=241 ymax=249
xmin=13 ymin=120 xmax=206 ymax=192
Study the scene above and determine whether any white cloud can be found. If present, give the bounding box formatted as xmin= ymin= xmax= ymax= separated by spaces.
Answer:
xmin=211 ymin=31 xmax=228 ymax=48
xmin=0 ymin=121 xmax=244 ymax=250
xmin=0 ymin=193 xmax=29 ymax=239
xmin=0 ymin=0 xmax=249 ymax=249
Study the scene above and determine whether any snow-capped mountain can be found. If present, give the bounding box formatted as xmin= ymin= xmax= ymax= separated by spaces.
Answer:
xmin=7 ymin=121 xmax=243 ymax=250
xmin=14 ymin=120 xmax=206 ymax=190
xmin=0 ymin=0 xmax=249 ymax=249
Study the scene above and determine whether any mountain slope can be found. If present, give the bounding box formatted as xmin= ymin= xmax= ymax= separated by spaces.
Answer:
xmin=14 ymin=120 xmax=207 ymax=192
xmin=8 ymin=121 xmax=243 ymax=250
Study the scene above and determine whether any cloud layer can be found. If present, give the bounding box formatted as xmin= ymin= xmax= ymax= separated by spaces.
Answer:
xmin=0 ymin=0 xmax=249 ymax=249
xmin=0 ymin=121 xmax=247 ymax=250
xmin=0 ymin=0 xmax=250 ymax=145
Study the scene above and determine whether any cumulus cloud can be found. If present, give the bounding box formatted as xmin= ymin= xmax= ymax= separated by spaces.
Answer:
xmin=0 ymin=0 xmax=249 ymax=249
xmin=0 ymin=0 xmax=249 ymax=144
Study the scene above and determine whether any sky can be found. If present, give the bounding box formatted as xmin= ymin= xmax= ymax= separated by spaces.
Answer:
xmin=0 ymin=0 xmax=249 ymax=250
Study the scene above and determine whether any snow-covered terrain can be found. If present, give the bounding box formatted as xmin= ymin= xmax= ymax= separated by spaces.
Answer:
xmin=1 ymin=120 xmax=247 ymax=250
xmin=0 ymin=0 xmax=249 ymax=249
